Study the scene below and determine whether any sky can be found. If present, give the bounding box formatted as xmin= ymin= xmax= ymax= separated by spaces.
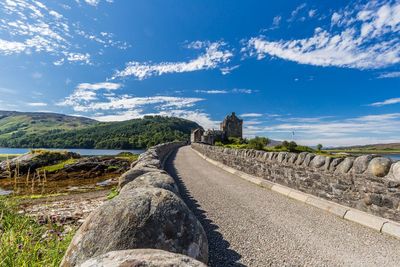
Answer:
xmin=0 ymin=0 xmax=400 ymax=147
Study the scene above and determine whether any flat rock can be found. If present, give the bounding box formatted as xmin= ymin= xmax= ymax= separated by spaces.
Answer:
xmin=61 ymin=187 xmax=208 ymax=266
xmin=78 ymin=249 xmax=207 ymax=267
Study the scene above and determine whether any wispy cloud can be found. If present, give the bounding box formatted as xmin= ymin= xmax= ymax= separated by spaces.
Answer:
xmin=247 ymin=113 xmax=400 ymax=146
xmin=27 ymin=102 xmax=47 ymax=107
xmin=240 ymin=113 xmax=263 ymax=118
xmin=244 ymin=1 xmax=400 ymax=69
xmin=112 ymin=41 xmax=234 ymax=80
xmin=58 ymin=82 xmax=122 ymax=107
xmin=369 ymin=97 xmax=400 ymax=107
xmin=378 ymin=71 xmax=400 ymax=78
xmin=0 ymin=0 xmax=127 ymax=64
xmin=194 ymin=88 xmax=256 ymax=94
xmin=195 ymin=90 xmax=228 ymax=94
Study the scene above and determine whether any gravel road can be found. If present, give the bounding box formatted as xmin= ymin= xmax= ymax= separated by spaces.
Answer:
xmin=165 ymin=146 xmax=400 ymax=267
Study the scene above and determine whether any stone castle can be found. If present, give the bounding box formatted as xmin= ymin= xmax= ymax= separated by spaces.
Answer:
xmin=191 ymin=112 xmax=243 ymax=145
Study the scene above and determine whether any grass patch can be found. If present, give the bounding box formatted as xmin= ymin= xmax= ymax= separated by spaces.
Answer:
xmin=107 ymin=187 xmax=119 ymax=200
xmin=115 ymin=152 xmax=139 ymax=162
xmin=0 ymin=197 xmax=74 ymax=266
xmin=0 ymin=154 xmax=19 ymax=161
xmin=38 ymin=158 xmax=78 ymax=173
xmin=13 ymin=193 xmax=69 ymax=200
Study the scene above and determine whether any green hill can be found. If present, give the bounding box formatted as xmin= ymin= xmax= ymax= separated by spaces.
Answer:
xmin=0 ymin=111 xmax=200 ymax=149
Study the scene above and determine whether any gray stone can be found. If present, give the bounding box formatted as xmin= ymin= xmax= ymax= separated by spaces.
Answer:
xmin=277 ymin=152 xmax=288 ymax=163
xmin=287 ymin=153 xmax=298 ymax=164
xmin=118 ymin=167 xmax=166 ymax=189
xmin=390 ymin=161 xmax=400 ymax=182
xmin=323 ymin=157 xmax=332 ymax=171
xmin=329 ymin=158 xmax=344 ymax=172
xmin=61 ymin=188 xmax=208 ymax=266
xmin=368 ymin=157 xmax=392 ymax=177
xmin=120 ymin=172 xmax=179 ymax=195
xmin=353 ymin=155 xmax=377 ymax=174
xmin=295 ymin=152 xmax=308 ymax=165
xmin=310 ymin=155 xmax=326 ymax=168
xmin=302 ymin=153 xmax=315 ymax=167
xmin=335 ymin=157 xmax=355 ymax=174
xmin=79 ymin=249 xmax=207 ymax=267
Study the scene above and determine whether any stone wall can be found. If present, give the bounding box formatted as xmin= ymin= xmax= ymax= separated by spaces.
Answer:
xmin=61 ymin=141 xmax=208 ymax=267
xmin=192 ymin=143 xmax=400 ymax=222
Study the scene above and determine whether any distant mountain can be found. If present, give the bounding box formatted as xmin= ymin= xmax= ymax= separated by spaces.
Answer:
xmin=0 ymin=111 xmax=200 ymax=149
xmin=328 ymin=143 xmax=400 ymax=151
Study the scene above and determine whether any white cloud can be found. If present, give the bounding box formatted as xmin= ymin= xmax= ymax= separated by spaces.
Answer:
xmin=194 ymin=88 xmax=256 ymax=94
xmin=308 ymin=9 xmax=317 ymax=18
xmin=378 ymin=71 xmax=400 ymax=78
xmin=245 ymin=1 xmax=400 ymax=70
xmin=269 ymin=15 xmax=282 ymax=30
xmin=256 ymin=113 xmax=400 ymax=147
xmin=0 ymin=0 xmax=127 ymax=63
xmin=59 ymin=82 xmax=122 ymax=107
xmin=195 ymin=90 xmax=228 ymax=94
xmin=31 ymin=72 xmax=42 ymax=79
xmin=27 ymin=102 xmax=47 ymax=107
xmin=241 ymin=113 xmax=263 ymax=118
xmin=112 ymin=41 xmax=234 ymax=80
xmin=0 ymin=39 xmax=26 ymax=55
xmin=65 ymin=52 xmax=91 ymax=64
xmin=369 ymin=97 xmax=400 ymax=107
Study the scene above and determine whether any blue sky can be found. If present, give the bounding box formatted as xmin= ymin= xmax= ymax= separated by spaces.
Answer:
xmin=0 ymin=0 xmax=400 ymax=147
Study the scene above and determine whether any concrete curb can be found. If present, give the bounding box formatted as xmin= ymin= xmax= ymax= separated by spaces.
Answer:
xmin=191 ymin=147 xmax=400 ymax=240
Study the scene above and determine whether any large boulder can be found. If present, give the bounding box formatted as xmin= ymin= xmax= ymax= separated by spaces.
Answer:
xmin=368 ymin=157 xmax=392 ymax=177
xmin=310 ymin=155 xmax=326 ymax=168
xmin=352 ymin=155 xmax=377 ymax=174
xmin=335 ymin=157 xmax=355 ymax=174
xmin=78 ymin=249 xmax=207 ymax=267
xmin=391 ymin=161 xmax=400 ymax=182
xmin=119 ymin=172 xmax=179 ymax=195
xmin=0 ymin=150 xmax=80 ymax=178
xmin=118 ymin=167 xmax=166 ymax=189
xmin=61 ymin=188 xmax=208 ymax=266
xmin=329 ymin=158 xmax=344 ymax=172
xmin=295 ymin=152 xmax=308 ymax=165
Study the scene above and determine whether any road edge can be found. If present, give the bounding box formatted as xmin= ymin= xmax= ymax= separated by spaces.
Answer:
xmin=190 ymin=147 xmax=400 ymax=240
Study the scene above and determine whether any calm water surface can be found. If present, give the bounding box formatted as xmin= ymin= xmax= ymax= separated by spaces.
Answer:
xmin=0 ymin=147 xmax=145 ymax=156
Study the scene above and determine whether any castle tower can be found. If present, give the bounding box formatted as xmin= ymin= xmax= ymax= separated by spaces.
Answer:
xmin=220 ymin=112 xmax=243 ymax=139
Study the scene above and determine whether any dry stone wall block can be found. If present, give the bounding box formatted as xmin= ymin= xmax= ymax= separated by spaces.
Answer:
xmin=353 ymin=155 xmax=377 ymax=174
xmin=61 ymin=188 xmax=208 ymax=266
xmin=118 ymin=167 xmax=166 ymax=189
xmin=368 ymin=157 xmax=392 ymax=177
xmin=119 ymin=172 xmax=179 ymax=195
xmin=335 ymin=157 xmax=355 ymax=174
xmin=310 ymin=155 xmax=326 ymax=168
xmin=78 ymin=249 xmax=207 ymax=267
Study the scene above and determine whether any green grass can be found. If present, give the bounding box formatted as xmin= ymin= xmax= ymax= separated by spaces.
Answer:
xmin=115 ymin=154 xmax=139 ymax=162
xmin=37 ymin=158 xmax=78 ymax=173
xmin=0 ymin=154 xmax=20 ymax=161
xmin=107 ymin=187 xmax=119 ymax=200
xmin=0 ymin=197 xmax=74 ymax=266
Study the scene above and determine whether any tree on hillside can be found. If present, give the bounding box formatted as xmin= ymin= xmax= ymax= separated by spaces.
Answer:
xmin=248 ymin=136 xmax=270 ymax=150
xmin=282 ymin=140 xmax=297 ymax=152
xmin=317 ymin=144 xmax=323 ymax=151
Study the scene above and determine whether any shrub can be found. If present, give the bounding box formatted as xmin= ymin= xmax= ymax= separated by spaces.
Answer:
xmin=248 ymin=136 xmax=269 ymax=150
